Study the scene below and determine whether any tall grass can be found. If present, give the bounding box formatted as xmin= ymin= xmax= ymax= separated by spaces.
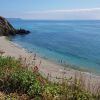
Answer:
xmin=0 ymin=54 xmax=100 ymax=100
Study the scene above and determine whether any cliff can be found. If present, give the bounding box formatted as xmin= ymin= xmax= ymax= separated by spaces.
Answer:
xmin=0 ymin=16 xmax=30 ymax=36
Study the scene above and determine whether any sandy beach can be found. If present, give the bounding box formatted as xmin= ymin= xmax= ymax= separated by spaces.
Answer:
xmin=0 ymin=36 xmax=100 ymax=92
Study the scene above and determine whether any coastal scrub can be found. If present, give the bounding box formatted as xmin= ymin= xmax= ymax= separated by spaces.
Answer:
xmin=0 ymin=55 xmax=100 ymax=100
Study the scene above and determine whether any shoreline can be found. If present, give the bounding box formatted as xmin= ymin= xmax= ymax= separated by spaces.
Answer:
xmin=0 ymin=36 xmax=100 ymax=92
xmin=11 ymin=38 xmax=100 ymax=76
xmin=10 ymin=37 xmax=98 ymax=74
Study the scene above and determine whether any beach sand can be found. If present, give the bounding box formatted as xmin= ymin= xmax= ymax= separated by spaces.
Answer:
xmin=0 ymin=36 xmax=100 ymax=92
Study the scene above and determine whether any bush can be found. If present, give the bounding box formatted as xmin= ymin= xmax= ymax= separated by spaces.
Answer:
xmin=0 ymin=56 xmax=99 ymax=100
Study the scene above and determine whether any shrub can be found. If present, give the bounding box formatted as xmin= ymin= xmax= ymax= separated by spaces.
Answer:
xmin=0 ymin=56 xmax=99 ymax=100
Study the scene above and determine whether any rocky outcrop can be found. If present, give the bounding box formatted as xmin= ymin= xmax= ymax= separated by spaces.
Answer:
xmin=0 ymin=16 xmax=30 ymax=36
xmin=16 ymin=28 xmax=30 ymax=35
xmin=0 ymin=16 xmax=16 ymax=36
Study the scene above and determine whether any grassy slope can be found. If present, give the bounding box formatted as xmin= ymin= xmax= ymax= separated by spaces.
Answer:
xmin=0 ymin=56 xmax=100 ymax=100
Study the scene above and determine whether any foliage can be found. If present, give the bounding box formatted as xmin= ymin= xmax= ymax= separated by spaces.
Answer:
xmin=0 ymin=56 xmax=100 ymax=100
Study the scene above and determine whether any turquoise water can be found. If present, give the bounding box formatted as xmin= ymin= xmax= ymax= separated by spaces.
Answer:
xmin=9 ymin=19 xmax=100 ymax=74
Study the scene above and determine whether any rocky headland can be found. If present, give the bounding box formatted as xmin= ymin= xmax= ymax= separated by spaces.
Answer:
xmin=0 ymin=16 xmax=30 ymax=36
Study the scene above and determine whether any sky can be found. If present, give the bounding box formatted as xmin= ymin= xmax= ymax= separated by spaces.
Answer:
xmin=0 ymin=0 xmax=100 ymax=20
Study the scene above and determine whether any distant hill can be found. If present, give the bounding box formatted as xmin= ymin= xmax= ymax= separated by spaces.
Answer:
xmin=7 ymin=18 xmax=22 ymax=21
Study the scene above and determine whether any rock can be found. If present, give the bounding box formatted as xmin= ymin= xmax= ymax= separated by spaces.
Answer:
xmin=16 ymin=28 xmax=30 ymax=35
xmin=0 ymin=16 xmax=30 ymax=36
xmin=0 ymin=16 xmax=16 ymax=36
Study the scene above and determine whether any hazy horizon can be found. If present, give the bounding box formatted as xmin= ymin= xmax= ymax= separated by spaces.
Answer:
xmin=0 ymin=0 xmax=100 ymax=20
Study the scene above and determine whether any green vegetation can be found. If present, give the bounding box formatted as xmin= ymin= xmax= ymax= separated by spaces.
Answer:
xmin=0 ymin=56 xmax=100 ymax=100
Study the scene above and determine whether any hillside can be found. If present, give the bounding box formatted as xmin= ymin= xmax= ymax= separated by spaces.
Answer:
xmin=0 ymin=16 xmax=16 ymax=36
xmin=0 ymin=16 xmax=30 ymax=36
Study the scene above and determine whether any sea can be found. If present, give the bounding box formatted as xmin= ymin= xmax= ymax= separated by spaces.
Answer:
xmin=8 ymin=19 xmax=100 ymax=75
